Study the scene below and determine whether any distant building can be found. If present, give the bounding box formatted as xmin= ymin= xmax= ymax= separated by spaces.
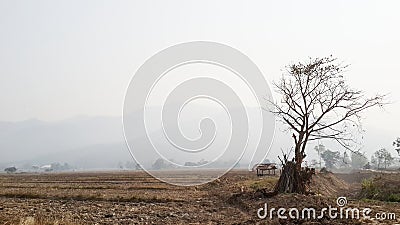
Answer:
xmin=32 ymin=165 xmax=40 ymax=170
xmin=40 ymin=165 xmax=52 ymax=172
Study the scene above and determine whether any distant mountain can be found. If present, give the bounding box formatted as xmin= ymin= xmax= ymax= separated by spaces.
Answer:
xmin=0 ymin=112 xmax=397 ymax=170
xmin=27 ymin=141 xmax=132 ymax=169
xmin=0 ymin=107 xmax=275 ymax=170
xmin=0 ymin=116 xmax=125 ymax=167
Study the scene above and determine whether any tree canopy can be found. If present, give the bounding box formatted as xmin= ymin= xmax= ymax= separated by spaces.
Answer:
xmin=393 ymin=137 xmax=400 ymax=156
xmin=269 ymin=56 xmax=385 ymax=193
xmin=270 ymin=56 xmax=385 ymax=166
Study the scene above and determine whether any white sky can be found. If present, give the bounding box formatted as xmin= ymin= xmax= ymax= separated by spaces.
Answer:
xmin=0 ymin=1 xmax=399 ymax=152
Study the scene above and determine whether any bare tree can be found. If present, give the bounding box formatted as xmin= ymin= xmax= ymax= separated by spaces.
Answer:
xmin=269 ymin=56 xmax=385 ymax=193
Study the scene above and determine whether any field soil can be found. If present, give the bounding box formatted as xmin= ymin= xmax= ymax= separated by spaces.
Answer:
xmin=0 ymin=170 xmax=399 ymax=224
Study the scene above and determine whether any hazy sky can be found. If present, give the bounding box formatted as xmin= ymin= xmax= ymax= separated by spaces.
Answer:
xmin=0 ymin=1 xmax=399 ymax=143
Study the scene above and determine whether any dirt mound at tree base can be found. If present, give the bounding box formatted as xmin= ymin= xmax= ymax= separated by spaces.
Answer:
xmin=309 ymin=172 xmax=350 ymax=197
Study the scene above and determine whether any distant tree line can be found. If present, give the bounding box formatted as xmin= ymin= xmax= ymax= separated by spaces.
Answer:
xmin=313 ymin=139 xmax=399 ymax=171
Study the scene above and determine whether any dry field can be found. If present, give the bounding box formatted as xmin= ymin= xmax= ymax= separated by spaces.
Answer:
xmin=0 ymin=170 xmax=399 ymax=225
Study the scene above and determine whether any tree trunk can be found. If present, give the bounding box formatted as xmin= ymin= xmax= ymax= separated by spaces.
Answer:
xmin=274 ymin=161 xmax=314 ymax=194
xmin=273 ymin=138 xmax=314 ymax=194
